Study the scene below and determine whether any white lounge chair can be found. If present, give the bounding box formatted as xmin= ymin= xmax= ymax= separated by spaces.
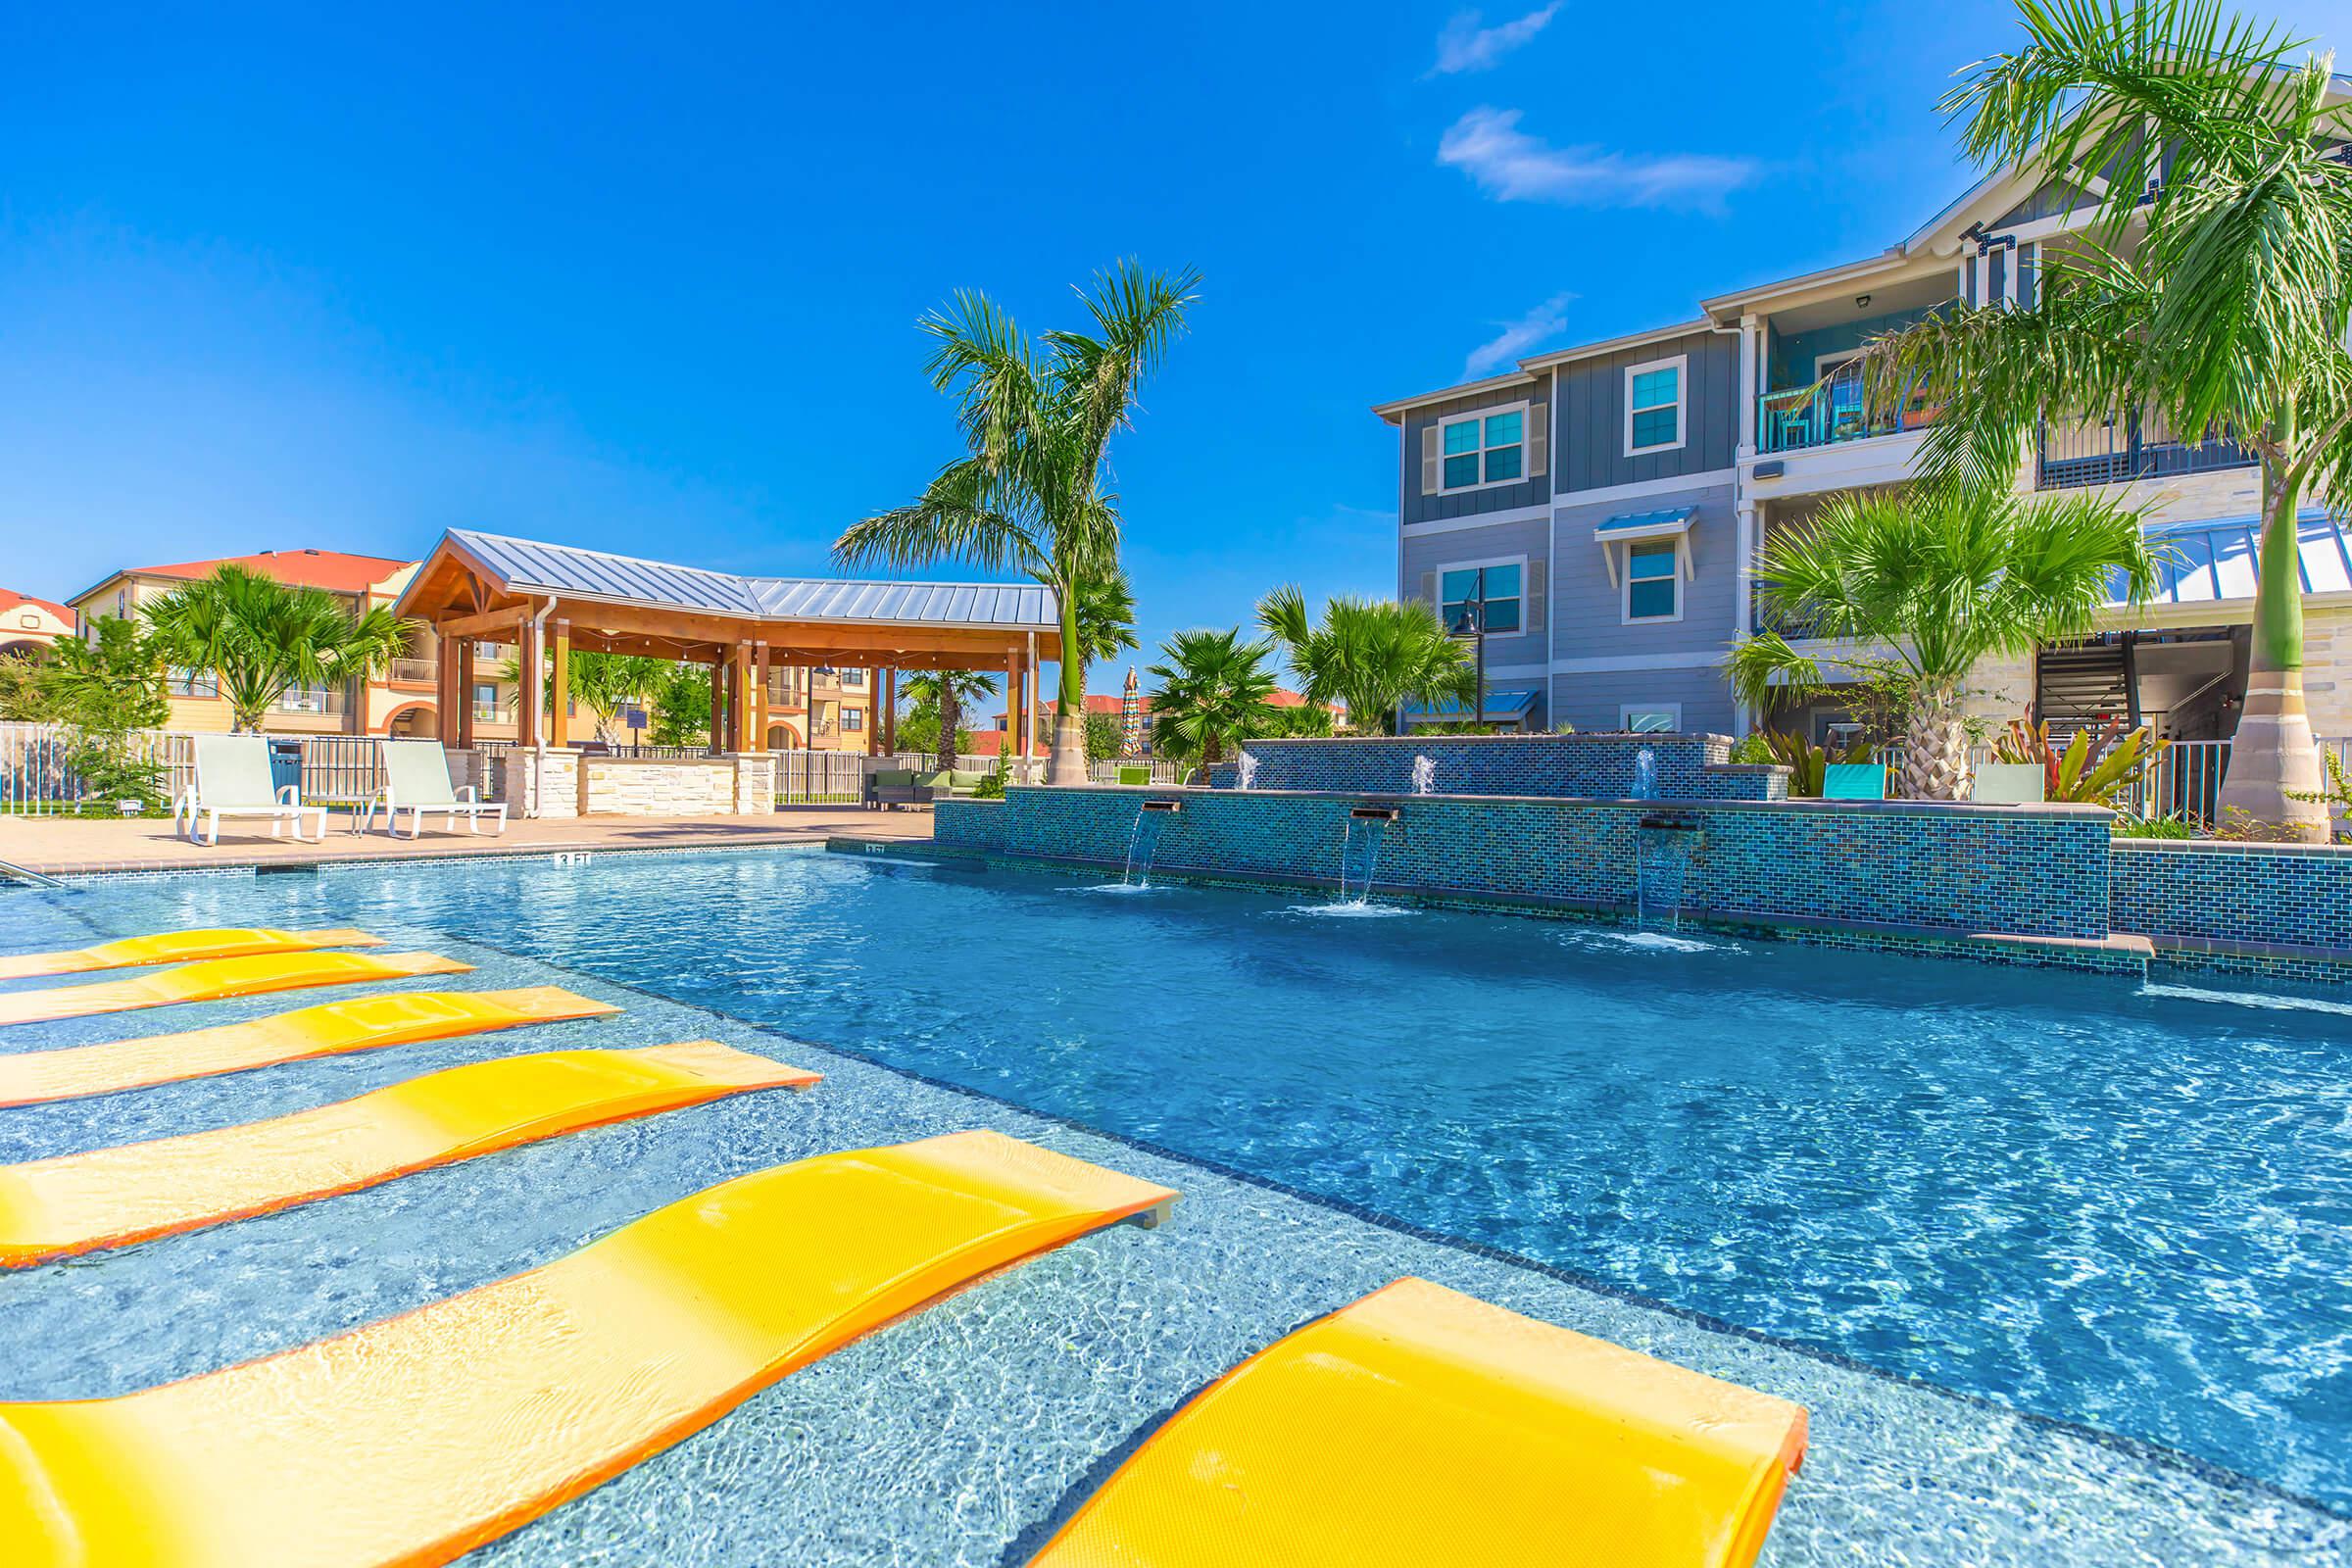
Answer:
xmin=175 ymin=734 xmax=327 ymax=847
xmin=362 ymin=739 xmax=507 ymax=839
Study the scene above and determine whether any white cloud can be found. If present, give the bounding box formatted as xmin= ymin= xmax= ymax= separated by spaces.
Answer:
xmin=1464 ymin=292 xmax=1575 ymax=377
xmin=1429 ymin=4 xmax=1562 ymax=75
xmin=1437 ymin=106 xmax=1759 ymax=214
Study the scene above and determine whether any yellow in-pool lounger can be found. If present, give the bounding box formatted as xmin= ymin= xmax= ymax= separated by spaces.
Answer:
xmin=0 ymin=927 xmax=385 ymax=980
xmin=0 ymin=1042 xmax=820 ymax=1266
xmin=0 ymin=987 xmax=621 ymax=1107
xmin=0 ymin=950 xmax=472 ymax=1027
xmin=1026 ymin=1277 xmax=1809 ymax=1568
xmin=0 ymin=1130 xmax=1177 ymax=1568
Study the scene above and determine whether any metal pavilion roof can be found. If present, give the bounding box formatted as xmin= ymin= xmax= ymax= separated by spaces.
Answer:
xmin=439 ymin=529 xmax=1059 ymax=630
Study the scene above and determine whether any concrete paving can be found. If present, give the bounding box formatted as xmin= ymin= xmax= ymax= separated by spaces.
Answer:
xmin=0 ymin=807 xmax=933 ymax=878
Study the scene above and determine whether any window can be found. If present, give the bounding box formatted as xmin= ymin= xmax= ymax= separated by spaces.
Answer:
xmin=1440 ymin=563 xmax=1523 ymax=635
xmin=1620 ymin=705 xmax=1681 ymax=733
xmin=277 ymin=685 xmax=334 ymax=713
xmin=844 ymin=669 xmax=866 ymax=688
xmin=844 ymin=708 xmax=864 ymax=732
xmin=1625 ymin=356 xmax=1686 ymax=455
xmin=1438 ymin=405 xmax=1526 ymax=490
xmin=472 ymin=682 xmax=499 ymax=719
xmin=166 ymin=666 xmax=218 ymax=698
xmin=1625 ymin=540 xmax=1679 ymax=621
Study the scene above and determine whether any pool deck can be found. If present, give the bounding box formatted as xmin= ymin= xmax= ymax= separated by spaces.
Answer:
xmin=1 ymin=807 xmax=933 ymax=878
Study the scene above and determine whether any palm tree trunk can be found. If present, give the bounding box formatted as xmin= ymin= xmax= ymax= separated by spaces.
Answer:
xmin=1900 ymin=687 xmax=1970 ymax=801
xmin=937 ymin=675 xmax=958 ymax=777
xmin=2217 ymin=457 xmax=2328 ymax=840
xmin=1048 ymin=586 xmax=1088 ymax=787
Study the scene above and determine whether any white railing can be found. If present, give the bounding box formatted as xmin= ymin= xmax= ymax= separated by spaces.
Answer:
xmin=0 ymin=725 xmax=388 ymax=814
xmin=1868 ymin=733 xmax=2349 ymax=827
xmin=1088 ymin=758 xmax=1188 ymax=784
xmin=770 ymin=748 xmax=870 ymax=804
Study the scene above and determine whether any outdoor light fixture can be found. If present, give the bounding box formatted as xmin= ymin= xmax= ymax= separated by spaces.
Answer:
xmin=1447 ymin=567 xmax=1488 ymax=728
xmin=1855 ymin=294 xmax=1873 ymax=309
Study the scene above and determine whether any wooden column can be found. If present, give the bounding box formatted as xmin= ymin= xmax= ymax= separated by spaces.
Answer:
xmin=754 ymin=643 xmax=771 ymax=752
xmin=517 ymin=617 xmax=544 ymax=749
xmin=709 ymin=652 xmax=727 ymax=754
xmin=457 ymin=639 xmax=477 ymax=748
xmin=1009 ymin=653 xmax=1025 ymax=771
xmin=882 ymin=668 xmax=897 ymax=753
xmin=435 ymin=629 xmax=459 ymax=742
xmin=549 ymin=619 xmax=571 ymax=749
xmin=732 ymin=643 xmax=756 ymax=753
xmin=866 ymin=667 xmax=882 ymax=757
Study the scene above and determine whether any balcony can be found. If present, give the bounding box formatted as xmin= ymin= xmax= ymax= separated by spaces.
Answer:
xmin=386 ymin=658 xmax=438 ymax=686
xmin=275 ymin=686 xmax=345 ymax=716
xmin=2035 ymin=412 xmax=2256 ymax=491
xmin=1756 ymin=386 xmax=1935 ymax=455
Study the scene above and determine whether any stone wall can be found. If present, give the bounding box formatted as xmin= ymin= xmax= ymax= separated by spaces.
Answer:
xmin=1203 ymin=734 xmax=1787 ymax=802
xmin=984 ymin=785 xmax=2109 ymax=940
xmin=500 ymin=748 xmax=580 ymax=819
xmin=580 ymin=755 xmax=741 ymax=816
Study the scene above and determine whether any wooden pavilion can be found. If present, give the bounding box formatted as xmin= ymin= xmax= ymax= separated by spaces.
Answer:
xmin=394 ymin=529 xmax=1061 ymax=763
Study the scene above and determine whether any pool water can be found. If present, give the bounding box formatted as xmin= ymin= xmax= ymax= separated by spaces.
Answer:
xmin=2 ymin=846 xmax=2349 ymax=1558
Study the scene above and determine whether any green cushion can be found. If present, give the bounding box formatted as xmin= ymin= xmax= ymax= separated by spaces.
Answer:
xmin=950 ymin=770 xmax=988 ymax=788
xmin=1822 ymin=763 xmax=1887 ymax=801
xmin=869 ymin=770 xmax=916 ymax=788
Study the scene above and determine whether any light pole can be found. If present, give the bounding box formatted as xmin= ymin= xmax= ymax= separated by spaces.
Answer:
xmin=1447 ymin=566 xmax=1487 ymax=731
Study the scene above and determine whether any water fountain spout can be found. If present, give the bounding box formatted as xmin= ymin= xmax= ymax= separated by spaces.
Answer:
xmin=1411 ymin=755 xmax=1436 ymax=796
xmin=1236 ymin=750 xmax=1259 ymax=792
xmin=1632 ymin=746 xmax=1658 ymax=801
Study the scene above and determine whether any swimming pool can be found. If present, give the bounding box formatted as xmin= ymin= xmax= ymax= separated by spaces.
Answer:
xmin=2 ymin=846 xmax=2347 ymax=1564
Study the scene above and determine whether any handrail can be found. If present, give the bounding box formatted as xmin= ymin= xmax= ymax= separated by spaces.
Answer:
xmin=0 ymin=857 xmax=75 ymax=892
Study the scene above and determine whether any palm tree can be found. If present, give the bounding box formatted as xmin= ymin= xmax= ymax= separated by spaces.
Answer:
xmin=834 ymin=261 xmax=1200 ymax=785
xmin=900 ymin=669 xmax=999 ymax=775
xmin=1857 ymin=1 xmax=2352 ymax=834
xmin=1071 ymin=564 xmax=1141 ymax=667
xmin=1256 ymin=587 xmax=1473 ymax=735
xmin=499 ymin=649 xmax=667 ymax=744
xmin=1147 ymin=627 xmax=1278 ymax=784
xmin=1728 ymin=484 xmax=2159 ymax=799
xmin=142 ymin=564 xmax=416 ymax=733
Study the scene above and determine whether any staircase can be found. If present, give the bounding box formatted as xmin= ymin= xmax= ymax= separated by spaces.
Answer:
xmin=2036 ymin=639 xmax=2135 ymax=746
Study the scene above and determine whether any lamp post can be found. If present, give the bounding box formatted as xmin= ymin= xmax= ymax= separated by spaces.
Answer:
xmin=1446 ymin=566 xmax=1487 ymax=732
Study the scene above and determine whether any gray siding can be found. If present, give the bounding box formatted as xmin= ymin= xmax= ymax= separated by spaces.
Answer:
xmin=1399 ymin=514 xmax=1552 ymax=674
xmin=1552 ymin=330 xmax=1737 ymax=493
xmin=1548 ymin=481 xmax=1737 ymax=663
xmin=1398 ymin=380 xmax=1552 ymax=527
xmin=1549 ymin=665 xmax=1735 ymax=736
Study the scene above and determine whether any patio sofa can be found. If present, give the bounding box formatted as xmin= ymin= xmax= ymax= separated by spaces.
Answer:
xmin=864 ymin=769 xmax=934 ymax=809
xmin=918 ymin=769 xmax=993 ymax=800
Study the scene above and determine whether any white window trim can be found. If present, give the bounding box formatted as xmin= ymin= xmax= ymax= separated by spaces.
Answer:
xmin=1436 ymin=553 xmax=1531 ymax=637
xmin=1619 ymin=537 xmax=1689 ymax=625
xmin=1620 ymin=703 xmax=1683 ymax=733
xmin=1435 ymin=401 xmax=1532 ymax=495
xmin=1624 ymin=354 xmax=1689 ymax=457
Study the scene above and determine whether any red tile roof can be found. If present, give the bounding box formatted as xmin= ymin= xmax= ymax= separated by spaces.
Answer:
xmin=116 ymin=549 xmax=412 ymax=596
xmin=0 ymin=590 xmax=74 ymax=624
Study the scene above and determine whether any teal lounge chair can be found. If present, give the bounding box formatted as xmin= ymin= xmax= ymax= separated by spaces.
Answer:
xmin=1970 ymin=762 xmax=2046 ymax=805
xmin=1822 ymin=763 xmax=1887 ymax=801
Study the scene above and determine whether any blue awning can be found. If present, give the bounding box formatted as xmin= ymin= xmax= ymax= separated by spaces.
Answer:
xmin=1401 ymin=688 xmax=1541 ymax=721
xmin=1593 ymin=507 xmax=1698 ymax=541
xmin=2108 ymin=509 xmax=2352 ymax=606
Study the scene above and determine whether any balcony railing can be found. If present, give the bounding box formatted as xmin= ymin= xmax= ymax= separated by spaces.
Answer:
xmin=2034 ymin=412 xmax=2256 ymax=491
xmin=386 ymin=658 xmax=438 ymax=685
xmin=275 ymin=687 xmax=345 ymax=716
xmin=1756 ymin=388 xmax=1936 ymax=455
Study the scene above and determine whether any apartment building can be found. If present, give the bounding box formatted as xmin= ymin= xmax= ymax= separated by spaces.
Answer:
xmin=0 ymin=591 xmax=75 ymax=658
xmin=61 ymin=548 xmax=499 ymax=738
xmin=1376 ymin=114 xmax=2351 ymax=752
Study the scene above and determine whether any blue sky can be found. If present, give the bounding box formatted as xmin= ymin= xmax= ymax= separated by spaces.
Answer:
xmin=4 ymin=2 xmax=2337 ymax=686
